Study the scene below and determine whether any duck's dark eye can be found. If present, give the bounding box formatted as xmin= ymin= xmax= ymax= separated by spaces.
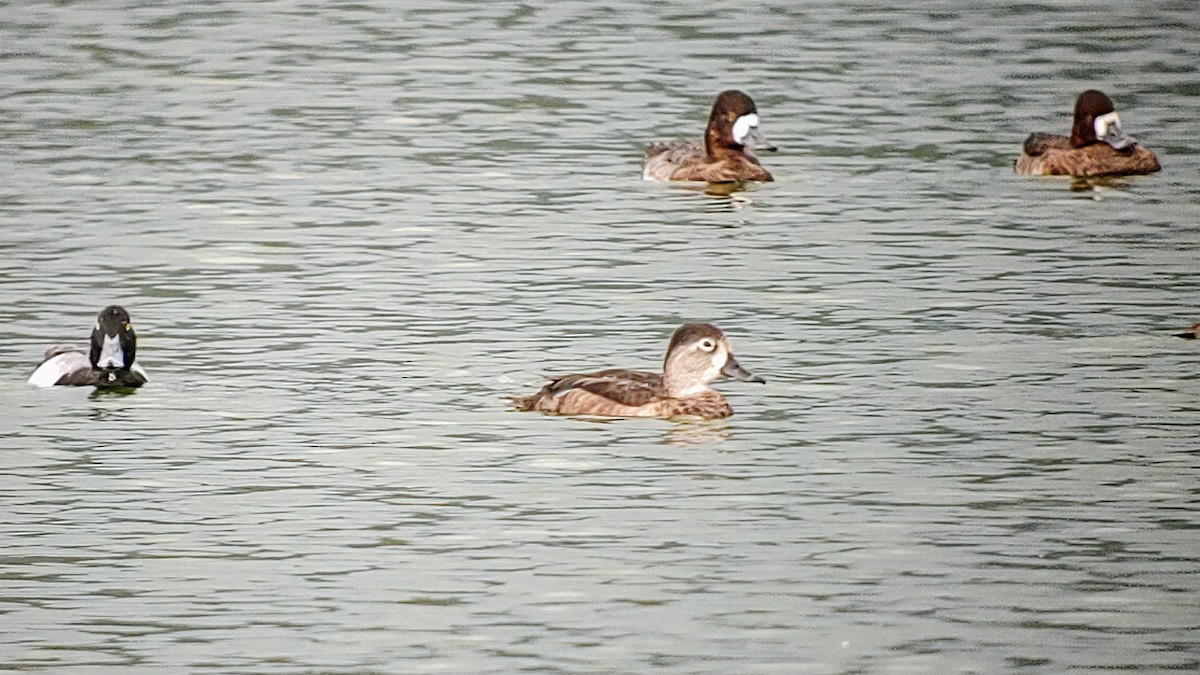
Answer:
xmin=699 ymin=339 xmax=716 ymax=351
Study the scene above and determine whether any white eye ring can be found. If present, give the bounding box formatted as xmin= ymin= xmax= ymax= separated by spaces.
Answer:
xmin=699 ymin=338 xmax=716 ymax=351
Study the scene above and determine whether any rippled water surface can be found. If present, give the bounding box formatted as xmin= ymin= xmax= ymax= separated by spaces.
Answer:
xmin=3 ymin=1 xmax=1199 ymax=672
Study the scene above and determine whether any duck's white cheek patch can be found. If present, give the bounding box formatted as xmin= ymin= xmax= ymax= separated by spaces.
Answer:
xmin=732 ymin=113 xmax=760 ymax=144
xmin=1093 ymin=111 xmax=1120 ymax=138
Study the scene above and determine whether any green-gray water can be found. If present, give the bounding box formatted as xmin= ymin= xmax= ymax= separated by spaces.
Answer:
xmin=2 ymin=1 xmax=1198 ymax=671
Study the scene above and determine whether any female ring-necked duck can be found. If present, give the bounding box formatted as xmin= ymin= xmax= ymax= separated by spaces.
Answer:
xmin=1175 ymin=321 xmax=1200 ymax=340
xmin=28 ymin=305 xmax=148 ymax=388
xmin=512 ymin=322 xmax=765 ymax=419
xmin=643 ymin=90 xmax=776 ymax=183
xmin=1015 ymin=89 xmax=1161 ymax=177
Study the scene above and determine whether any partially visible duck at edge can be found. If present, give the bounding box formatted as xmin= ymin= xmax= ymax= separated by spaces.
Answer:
xmin=643 ymin=90 xmax=776 ymax=183
xmin=512 ymin=322 xmax=765 ymax=420
xmin=1175 ymin=321 xmax=1200 ymax=340
xmin=28 ymin=305 xmax=149 ymax=388
xmin=1015 ymin=89 xmax=1161 ymax=177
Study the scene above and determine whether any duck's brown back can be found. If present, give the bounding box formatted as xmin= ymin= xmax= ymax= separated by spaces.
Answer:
xmin=643 ymin=141 xmax=772 ymax=183
xmin=1016 ymin=133 xmax=1161 ymax=176
xmin=513 ymin=368 xmax=735 ymax=419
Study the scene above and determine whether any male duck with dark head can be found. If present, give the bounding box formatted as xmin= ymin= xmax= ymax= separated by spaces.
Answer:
xmin=28 ymin=305 xmax=148 ymax=389
xmin=1015 ymin=89 xmax=1161 ymax=177
xmin=512 ymin=322 xmax=764 ymax=420
xmin=643 ymin=90 xmax=776 ymax=183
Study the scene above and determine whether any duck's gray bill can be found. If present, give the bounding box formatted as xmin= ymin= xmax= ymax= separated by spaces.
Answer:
xmin=722 ymin=355 xmax=765 ymax=383
xmin=746 ymin=127 xmax=777 ymax=152
xmin=1102 ymin=123 xmax=1134 ymax=150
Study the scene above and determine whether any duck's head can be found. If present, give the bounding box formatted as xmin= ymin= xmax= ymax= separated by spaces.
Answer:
xmin=707 ymin=90 xmax=776 ymax=155
xmin=89 ymin=305 xmax=138 ymax=373
xmin=662 ymin=322 xmax=764 ymax=397
xmin=1071 ymin=89 xmax=1135 ymax=150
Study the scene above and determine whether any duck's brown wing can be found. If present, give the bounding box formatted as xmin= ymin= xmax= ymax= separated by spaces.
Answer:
xmin=1083 ymin=144 xmax=1161 ymax=176
xmin=643 ymin=141 xmax=704 ymax=181
xmin=645 ymin=140 xmax=699 ymax=159
xmin=1022 ymin=133 xmax=1071 ymax=157
xmin=543 ymin=369 xmax=662 ymax=406
xmin=1034 ymin=144 xmax=1161 ymax=177
xmin=512 ymin=368 xmax=663 ymax=414
xmin=643 ymin=140 xmax=773 ymax=183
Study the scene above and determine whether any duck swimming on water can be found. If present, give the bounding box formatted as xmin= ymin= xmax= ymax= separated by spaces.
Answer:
xmin=643 ymin=90 xmax=776 ymax=183
xmin=28 ymin=305 xmax=148 ymax=389
xmin=512 ymin=322 xmax=764 ymax=419
xmin=1015 ymin=89 xmax=1160 ymax=177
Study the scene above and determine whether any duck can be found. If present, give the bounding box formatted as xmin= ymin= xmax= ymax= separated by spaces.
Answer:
xmin=643 ymin=90 xmax=776 ymax=183
xmin=1014 ymin=89 xmax=1161 ymax=177
xmin=512 ymin=322 xmax=764 ymax=419
xmin=28 ymin=305 xmax=149 ymax=388
xmin=1175 ymin=321 xmax=1200 ymax=339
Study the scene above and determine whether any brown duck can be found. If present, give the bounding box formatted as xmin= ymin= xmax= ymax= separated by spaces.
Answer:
xmin=512 ymin=322 xmax=765 ymax=419
xmin=1015 ymin=89 xmax=1160 ymax=177
xmin=643 ymin=90 xmax=776 ymax=183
